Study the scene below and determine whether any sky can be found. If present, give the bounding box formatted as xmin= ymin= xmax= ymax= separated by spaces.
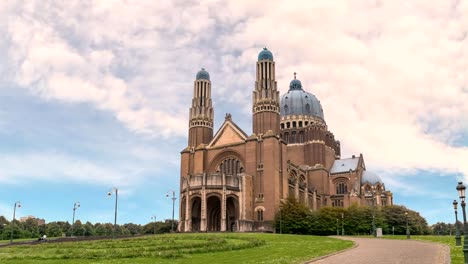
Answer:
xmin=0 ymin=0 xmax=467 ymax=226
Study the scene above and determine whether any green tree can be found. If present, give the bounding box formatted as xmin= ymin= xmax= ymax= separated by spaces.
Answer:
xmin=71 ymin=220 xmax=85 ymax=236
xmin=274 ymin=197 xmax=312 ymax=234
xmin=46 ymin=222 xmax=62 ymax=237
xmin=124 ymin=223 xmax=141 ymax=236
xmin=83 ymin=221 xmax=95 ymax=236
xmin=22 ymin=218 xmax=39 ymax=238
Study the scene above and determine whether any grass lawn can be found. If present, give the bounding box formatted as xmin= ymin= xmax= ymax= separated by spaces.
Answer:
xmin=377 ymin=235 xmax=463 ymax=264
xmin=0 ymin=233 xmax=353 ymax=264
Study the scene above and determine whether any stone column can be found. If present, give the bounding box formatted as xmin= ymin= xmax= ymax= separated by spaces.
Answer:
xmin=201 ymin=188 xmax=207 ymax=231
xmin=185 ymin=194 xmax=190 ymax=232
xmin=221 ymin=173 xmax=227 ymax=231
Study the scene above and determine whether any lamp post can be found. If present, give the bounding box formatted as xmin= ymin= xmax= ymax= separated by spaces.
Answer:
xmin=457 ymin=181 xmax=468 ymax=264
xmin=372 ymin=195 xmax=376 ymax=237
xmin=405 ymin=211 xmax=410 ymax=239
xmin=341 ymin=213 xmax=345 ymax=236
xmin=10 ymin=201 xmax=21 ymax=243
xmin=108 ymin=187 xmax=118 ymax=239
xmin=454 ymin=200 xmax=462 ymax=246
xmin=71 ymin=202 xmax=80 ymax=236
xmin=279 ymin=199 xmax=285 ymax=234
xmin=166 ymin=190 xmax=177 ymax=233
xmin=151 ymin=216 xmax=157 ymax=235
xmin=336 ymin=218 xmax=339 ymax=235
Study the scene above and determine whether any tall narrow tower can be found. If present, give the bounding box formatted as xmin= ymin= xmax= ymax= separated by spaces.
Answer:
xmin=252 ymin=48 xmax=280 ymax=135
xmin=188 ymin=68 xmax=214 ymax=147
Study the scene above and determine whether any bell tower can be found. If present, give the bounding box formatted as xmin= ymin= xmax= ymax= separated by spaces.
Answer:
xmin=188 ymin=68 xmax=214 ymax=147
xmin=252 ymin=48 xmax=280 ymax=135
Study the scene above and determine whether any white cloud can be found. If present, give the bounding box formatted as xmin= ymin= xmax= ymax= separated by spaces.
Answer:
xmin=1 ymin=0 xmax=468 ymax=183
xmin=0 ymin=151 xmax=138 ymax=186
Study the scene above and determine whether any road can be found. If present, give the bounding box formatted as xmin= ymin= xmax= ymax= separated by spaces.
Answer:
xmin=307 ymin=237 xmax=450 ymax=264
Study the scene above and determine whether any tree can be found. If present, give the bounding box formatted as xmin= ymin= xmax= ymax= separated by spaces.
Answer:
xmin=274 ymin=197 xmax=312 ymax=234
xmin=46 ymin=222 xmax=62 ymax=237
xmin=22 ymin=218 xmax=39 ymax=238
xmin=71 ymin=220 xmax=85 ymax=236
xmin=124 ymin=223 xmax=141 ymax=236
xmin=83 ymin=222 xmax=95 ymax=236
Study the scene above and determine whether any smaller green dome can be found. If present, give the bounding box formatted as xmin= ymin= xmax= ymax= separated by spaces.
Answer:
xmin=196 ymin=68 xmax=210 ymax=80
xmin=258 ymin=47 xmax=273 ymax=61
xmin=289 ymin=79 xmax=302 ymax=90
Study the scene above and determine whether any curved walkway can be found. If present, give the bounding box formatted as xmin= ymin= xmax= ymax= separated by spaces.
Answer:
xmin=307 ymin=237 xmax=450 ymax=264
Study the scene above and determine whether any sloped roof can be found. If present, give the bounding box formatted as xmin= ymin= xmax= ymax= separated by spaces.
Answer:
xmin=330 ymin=157 xmax=360 ymax=174
xmin=208 ymin=117 xmax=248 ymax=148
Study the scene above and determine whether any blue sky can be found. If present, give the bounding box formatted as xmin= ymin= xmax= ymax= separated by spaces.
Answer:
xmin=0 ymin=1 xmax=467 ymax=226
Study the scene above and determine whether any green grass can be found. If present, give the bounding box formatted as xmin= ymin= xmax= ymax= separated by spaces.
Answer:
xmin=0 ymin=233 xmax=353 ymax=264
xmin=373 ymin=235 xmax=462 ymax=264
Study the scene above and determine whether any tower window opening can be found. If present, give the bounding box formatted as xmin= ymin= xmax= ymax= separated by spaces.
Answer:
xmin=281 ymin=123 xmax=285 ymax=129
xmin=293 ymin=121 xmax=296 ymax=128
xmin=287 ymin=122 xmax=291 ymax=128
xmin=299 ymin=121 xmax=303 ymax=127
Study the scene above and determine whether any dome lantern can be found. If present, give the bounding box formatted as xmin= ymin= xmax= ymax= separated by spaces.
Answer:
xmin=196 ymin=68 xmax=210 ymax=80
xmin=258 ymin=47 xmax=273 ymax=61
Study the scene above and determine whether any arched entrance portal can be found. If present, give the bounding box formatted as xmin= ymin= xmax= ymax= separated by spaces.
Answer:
xmin=226 ymin=196 xmax=238 ymax=232
xmin=207 ymin=196 xmax=221 ymax=232
xmin=191 ymin=197 xmax=201 ymax=232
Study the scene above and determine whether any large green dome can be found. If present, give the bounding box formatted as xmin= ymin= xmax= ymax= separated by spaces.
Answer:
xmin=280 ymin=77 xmax=324 ymax=120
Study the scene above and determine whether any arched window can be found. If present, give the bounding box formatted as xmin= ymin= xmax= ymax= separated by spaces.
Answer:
xmin=298 ymin=131 xmax=304 ymax=143
xmin=336 ymin=182 xmax=348 ymax=194
xmin=218 ymin=158 xmax=243 ymax=175
xmin=284 ymin=132 xmax=289 ymax=143
xmin=257 ymin=210 xmax=264 ymax=221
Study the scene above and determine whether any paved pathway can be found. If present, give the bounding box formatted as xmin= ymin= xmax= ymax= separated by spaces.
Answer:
xmin=307 ymin=237 xmax=450 ymax=264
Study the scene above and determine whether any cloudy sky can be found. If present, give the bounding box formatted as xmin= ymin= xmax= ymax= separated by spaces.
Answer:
xmin=0 ymin=0 xmax=467 ymax=226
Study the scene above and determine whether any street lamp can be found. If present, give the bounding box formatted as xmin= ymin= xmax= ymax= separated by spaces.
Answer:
xmin=405 ymin=210 xmax=410 ymax=239
xmin=336 ymin=218 xmax=339 ymax=235
xmin=341 ymin=213 xmax=345 ymax=236
xmin=71 ymin=202 xmax=80 ymax=236
xmin=10 ymin=201 xmax=21 ymax=243
xmin=108 ymin=187 xmax=118 ymax=239
xmin=372 ymin=195 xmax=376 ymax=237
xmin=166 ymin=190 xmax=177 ymax=233
xmin=454 ymin=200 xmax=462 ymax=246
xmin=457 ymin=181 xmax=468 ymax=263
xmin=151 ymin=216 xmax=157 ymax=235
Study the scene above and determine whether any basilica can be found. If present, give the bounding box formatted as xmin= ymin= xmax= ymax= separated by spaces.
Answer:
xmin=178 ymin=48 xmax=393 ymax=232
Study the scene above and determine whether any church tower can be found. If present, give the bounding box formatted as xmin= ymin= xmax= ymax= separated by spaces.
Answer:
xmin=252 ymin=48 xmax=280 ymax=135
xmin=188 ymin=68 xmax=214 ymax=147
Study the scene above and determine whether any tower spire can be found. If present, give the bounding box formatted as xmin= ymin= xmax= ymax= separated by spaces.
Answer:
xmin=188 ymin=68 xmax=214 ymax=147
xmin=252 ymin=48 xmax=280 ymax=135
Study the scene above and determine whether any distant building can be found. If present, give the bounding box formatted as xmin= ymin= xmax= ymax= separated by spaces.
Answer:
xmin=19 ymin=215 xmax=45 ymax=226
xmin=179 ymin=48 xmax=393 ymax=232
